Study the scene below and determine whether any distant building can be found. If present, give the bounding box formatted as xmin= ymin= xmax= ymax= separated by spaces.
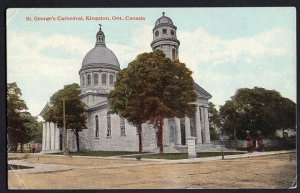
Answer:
xmin=40 ymin=13 xmax=215 ymax=152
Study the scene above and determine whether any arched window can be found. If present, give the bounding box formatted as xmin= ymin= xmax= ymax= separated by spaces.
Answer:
xmin=95 ymin=115 xmax=99 ymax=138
xmin=94 ymin=74 xmax=98 ymax=86
xmin=107 ymin=112 xmax=111 ymax=137
xmin=172 ymin=48 xmax=176 ymax=60
xmin=102 ymin=73 xmax=107 ymax=85
xmin=81 ymin=75 xmax=85 ymax=87
xmin=120 ymin=118 xmax=125 ymax=136
xmin=87 ymin=74 xmax=91 ymax=86
xmin=109 ymin=74 xmax=114 ymax=85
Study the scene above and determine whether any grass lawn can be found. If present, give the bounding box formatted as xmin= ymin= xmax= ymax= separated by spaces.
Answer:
xmin=47 ymin=151 xmax=146 ymax=157
xmin=236 ymin=147 xmax=296 ymax=152
xmin=8 ymin=164 xmax=34 ymax=170
xmin=124 ymin=152 xmax=246 ymax=160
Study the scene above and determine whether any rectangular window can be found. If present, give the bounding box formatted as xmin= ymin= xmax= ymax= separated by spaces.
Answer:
xmin=163 ymin=29 xmax=167 ymax=34
xmin=120 ymin=118 xmax=125 ymax=136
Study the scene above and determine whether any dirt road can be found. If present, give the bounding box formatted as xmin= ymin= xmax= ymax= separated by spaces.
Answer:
xmin=8 ymin=153 xmax=296 ymax=189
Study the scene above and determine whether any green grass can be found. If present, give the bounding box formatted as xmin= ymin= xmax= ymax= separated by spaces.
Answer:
xmin=197 ymin=152 xmax=245 ymax=158
xmin=124 ymin=152 xmax=246 ymax=160
xmin=8 ymin=164 xmax=34 ymax=170
xmin=236 ymin=147 xmax=296 ymax=152
xmin=47 ymin=151 xmax=146 ymax=157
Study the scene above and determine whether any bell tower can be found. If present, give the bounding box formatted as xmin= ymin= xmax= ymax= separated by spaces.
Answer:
xmin=151 ymin=12 xmax=180 ymax=61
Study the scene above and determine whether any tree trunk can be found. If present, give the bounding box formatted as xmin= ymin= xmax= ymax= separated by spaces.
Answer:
xmin=158 ymin=119 xmax=164 ymax=154
xmin=75 ymin=130 xmax=80 ymax=152
xmin=138 ymin=123 xmax=143 ymax=152
xmin=20 ymin=143 xmax=23 ymax=153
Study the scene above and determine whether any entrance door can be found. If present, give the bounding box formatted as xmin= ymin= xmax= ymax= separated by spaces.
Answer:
xmin=59 ymin=134 xmax=63 ymax=150
xmin=180 ymin=122 xmax=186 ymax=145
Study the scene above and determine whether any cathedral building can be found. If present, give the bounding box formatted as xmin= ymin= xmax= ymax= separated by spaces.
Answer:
xmin=40 ymin=13 xmax=213 ymax=153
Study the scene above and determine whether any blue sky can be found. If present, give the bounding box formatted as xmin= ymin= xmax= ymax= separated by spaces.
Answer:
xmin=7 ymin=8 xmax=296 ymax=117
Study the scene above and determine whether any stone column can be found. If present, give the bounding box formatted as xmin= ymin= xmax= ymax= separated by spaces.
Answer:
xmin=50 ymin=122 xmax=55 ymax=150
xmin=46 ymin=122 xmax=51 ymax=150
xmin=175 ymin=117 xmax=181 ymax=145
xmin=163 ymin=118 xmax=169 ymax=146
xmin=204 ymin=107 xmax=211 ymax=143
xmin=185 ymin=117 xmax=191 ymax=138
xmin=55 ymin=124 xmax=60 ymax=150
xmin=42 ymin=122 xmax=46 ymax=151
xmin=195 ymin=106 xmax=202 ymax=144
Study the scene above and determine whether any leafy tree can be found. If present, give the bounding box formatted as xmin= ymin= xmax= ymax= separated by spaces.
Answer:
xmin=208 ymin=102 xmax=221 ymax=140
xmin=18 ymin=112 xmax=41 ymax=152
xmin=219 ymin=87 xmax=296 ymax=140
xmin=109 ymin=51 xmax=196 ymax=153
xmin=43 ymin=83 xmax=87 ymax=152
xmin=7 ymin=82 xmax=41 ymax=152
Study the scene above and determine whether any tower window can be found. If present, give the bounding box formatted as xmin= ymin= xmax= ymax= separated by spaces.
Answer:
xmin=155 ymin=31 xmax=159 ymax=36
xmin=163 ymin=29 xmax=167 ymax=34
xmin=94 ymin=74 xmax=98 ymax=85
xmin=109 ymin=74 xmax=114 ymax=85
xmin=107 ymin=113 xmax=111 ymax=137
xmin=87 ymin=74 xmax=91 ymax=86
xmin=95 ymin=115 xmax=99 ymax=138
xmin=120 ymin=118 xmax=125 ymax=136
xmin=171 ymin=30 xmax=175 ymax=35
xmin=102 ymin=73 xmax=107 ymax=85
xmin=172 ymin=48 xmax=176 ymax=60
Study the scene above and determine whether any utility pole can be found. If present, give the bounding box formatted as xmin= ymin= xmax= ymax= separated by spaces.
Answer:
xmin=63 ymin=98 xmax=69 ymax=155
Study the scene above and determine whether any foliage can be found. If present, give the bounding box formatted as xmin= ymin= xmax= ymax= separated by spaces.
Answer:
xmin=7 ymin=82 xmax=41 ymax=152
xmin=208 ymin=102 xmax=221 ymax=140
xmin=109 ymin=50 xmax=196 ymax=153
xmin=43 ymin=83 xmax=87 ymax=151
xmin=219 ymin=87 xmax=296 ymax=139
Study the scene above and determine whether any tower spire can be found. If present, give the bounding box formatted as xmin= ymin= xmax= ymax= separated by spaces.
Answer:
xmin=96 ymin=24 xmax=105 ymax=46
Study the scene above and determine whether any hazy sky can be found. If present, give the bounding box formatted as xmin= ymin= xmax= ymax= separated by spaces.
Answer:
xmin=7 ymin=8 xmax=296 ymax=117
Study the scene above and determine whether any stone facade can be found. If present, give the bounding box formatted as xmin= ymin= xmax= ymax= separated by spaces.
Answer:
xmin=40 ymin=13 xmax=213 ymax=153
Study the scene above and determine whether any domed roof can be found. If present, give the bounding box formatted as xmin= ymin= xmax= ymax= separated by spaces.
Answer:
xmin=155 ymin=12 xmax=173 ymax=26
xmin=82 ymin=45 xmax=120 ymax=67
xmin=81 ymin=25 xmax=120 ymax=68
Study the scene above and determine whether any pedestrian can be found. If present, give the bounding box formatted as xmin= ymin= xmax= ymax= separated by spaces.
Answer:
xmin=246 ymin=130 xmax=253 ymax=153
xmin=257 ymin=131 xmax=264 ymax=152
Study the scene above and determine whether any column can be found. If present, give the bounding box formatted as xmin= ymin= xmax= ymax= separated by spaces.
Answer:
xmin=50 ymin=122 xmax=55 ymax=150
xmin=46 ymin=122 xmax=51 ymax=150
xmin=42 ymin=122 xmax=46 ymax=151
xmin=195 ymin=106 xmax=202 ymax=144
xmin=163 ymin=118 xmax=169 ymax=146
xmin=185 ymin=117 xmax=191 ymax=138
xmin=204 ymin=107 xmax=211 ymax=143
xmin=55 ymin=124 xmax=60 ymax=150
xmin=175 ymin=117 xmax=181 ymax=145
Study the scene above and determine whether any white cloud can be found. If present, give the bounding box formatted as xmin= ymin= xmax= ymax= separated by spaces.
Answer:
xmin=7 ymin=25 xmax=296 ymax=116
xmin=177 ymin=27 xmax=295 ymax=106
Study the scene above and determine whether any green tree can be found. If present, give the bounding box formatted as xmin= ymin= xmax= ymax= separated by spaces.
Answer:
xmin=43 ymin=83 xmax=87 ymax=152
xmin=18 ymin=112 xmax=41 ymax=152
xmin=109 ymin=51 xmax=196 ymax=153
xmin=219 ymin=87 xmax=296 ymax=140
xmin=7 ymin=82 xmax=41 ymax=152
xmin=208 ymin=102 xmax=221 ymax=140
